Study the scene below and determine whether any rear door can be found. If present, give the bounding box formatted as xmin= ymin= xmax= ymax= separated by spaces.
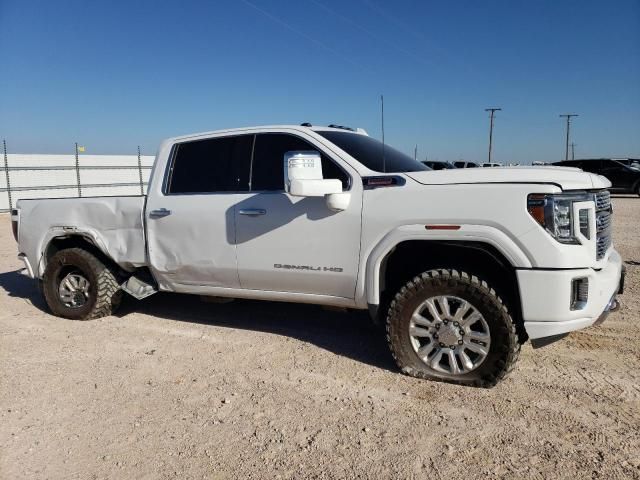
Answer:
xmin=146 ymin=134 xmax=252 ymax=291
xmin=234 ymin=132 xmax=362 ymax=299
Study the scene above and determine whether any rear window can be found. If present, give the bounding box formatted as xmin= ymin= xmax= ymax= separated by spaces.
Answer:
xmin=167 ymin=135 xmax=252 ymax=194
xmin=317 ymin=131 xmax=428 ymax=173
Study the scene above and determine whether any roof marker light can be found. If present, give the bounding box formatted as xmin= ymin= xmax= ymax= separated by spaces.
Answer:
xmin=425 ymin=225 xmax=461 ymax=230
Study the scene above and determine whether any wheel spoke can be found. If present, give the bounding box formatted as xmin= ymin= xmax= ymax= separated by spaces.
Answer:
xmin=459 ymin=350 xmax=474 ymax=371
xmin=453 ymin=300 xmax=471 ymax=322
xmin=435 ymin=296 xmax=452 ymax=318
xmin=464 ymin=341 xmax=488 ymax=357
xmin=417 ymin=342 xmax=438 ymax=360
xmin=429 ymin=350 xmax=445 ymax=370
xmin=460 ymin=312 xmax=481 ymax=328
xmin=467 ymin=330 xmax=490 ymax=343
xmin=424 ymin=299 xmax=442 ymax=323
xmin=409 ymin=325 xmax=431 ymax=337
xmin=63 ymin=277 xmax=74 ymax=292
xmin=447 ymin=350 xmax=461 ymax=374
xmin=411 ymin=312 xmax=432 ymax=328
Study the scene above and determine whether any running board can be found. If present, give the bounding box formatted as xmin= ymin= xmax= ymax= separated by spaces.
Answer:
xmin=121 ymin=275 xmax=158 ymax=300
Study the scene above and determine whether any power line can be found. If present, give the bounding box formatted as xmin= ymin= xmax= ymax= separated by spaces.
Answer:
xmin=485 ymin=107 xmax=501 ymax=164
xmin=559 ymin=114 xmax=578 ymax=161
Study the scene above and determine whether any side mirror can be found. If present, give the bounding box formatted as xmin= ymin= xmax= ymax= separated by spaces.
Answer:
xmin=284 ymin=151 xmax=342 ymax=197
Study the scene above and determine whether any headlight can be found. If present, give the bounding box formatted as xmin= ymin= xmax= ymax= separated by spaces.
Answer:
xmin=527 ymin=193 xmax=592 ymax=244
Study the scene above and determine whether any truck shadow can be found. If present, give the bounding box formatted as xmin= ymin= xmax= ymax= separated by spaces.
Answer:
xmin=0 ymin=269 xmax=395 ymax=373
xmin=119 ymin=293 xmax=396 ymax=372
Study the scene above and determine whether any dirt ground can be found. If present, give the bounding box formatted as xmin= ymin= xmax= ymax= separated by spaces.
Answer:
xmin=1 ymin=197 xmax=638 ymax=480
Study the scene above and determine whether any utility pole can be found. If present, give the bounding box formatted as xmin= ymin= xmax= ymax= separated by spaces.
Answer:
xmin=380 ymin=95 xmax=386 ymax=172
xmin=485 ymin=107 xmax=501 ymax=164
xmin=570 ymin=142 xmax=576 ymax=160
xmin=74 ymin=142 xmax=82 ymax=197
xmin=559 ymin=114 xmax=578 ymax=161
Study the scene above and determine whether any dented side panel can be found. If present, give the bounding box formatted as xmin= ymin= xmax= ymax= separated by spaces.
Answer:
xmin=16 ymin=196 xmax=146 ymax=277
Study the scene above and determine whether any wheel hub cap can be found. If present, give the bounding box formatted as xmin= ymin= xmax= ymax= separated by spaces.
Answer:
xmin=58 ymin=273 xmax=90 ymax=308
xmin=409 ymin=295 xmax=491 ymax=375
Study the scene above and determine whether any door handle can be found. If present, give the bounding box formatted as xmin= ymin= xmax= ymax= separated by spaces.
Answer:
xmin=238 ymin=208 xmax=266 ymax=216
xmin=149 ymin=208 xmax=172 ymax=218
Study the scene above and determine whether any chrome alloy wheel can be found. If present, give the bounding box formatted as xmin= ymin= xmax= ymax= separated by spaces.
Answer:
xmin=408 ymin=295 xmax=491 ymax=375
xmin=58 ymin=272 xmax=91 ymax=308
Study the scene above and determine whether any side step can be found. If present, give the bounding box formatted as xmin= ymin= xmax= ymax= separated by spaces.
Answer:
xmin=121 ymin=274 xmax=158 ymax=300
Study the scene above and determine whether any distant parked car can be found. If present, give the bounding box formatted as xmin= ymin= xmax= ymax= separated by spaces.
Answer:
xmin=422 ymin=160 xmax=455 ymax=170
xmin=453 ymin=161 xmax=480 ymax=168
xmin=482 ymin=163 xmax=502 ymax=168
xmin=552 ymin=158 xmax=640 ymax=196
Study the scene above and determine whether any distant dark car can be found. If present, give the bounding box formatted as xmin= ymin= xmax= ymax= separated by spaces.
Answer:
xmin=422 ymin=160 xmax=456 ymax=170
xmin=552 ymin=158 xmax=640 ymax=196
xmin=453 ymin=161 xmax=480 ymax=168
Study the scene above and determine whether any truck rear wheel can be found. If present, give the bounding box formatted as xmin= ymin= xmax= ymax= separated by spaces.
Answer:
xmin=386 ymin=269 xmax=520 ymax=388
xmin=43 ymin=248 xmax=122 ymax=320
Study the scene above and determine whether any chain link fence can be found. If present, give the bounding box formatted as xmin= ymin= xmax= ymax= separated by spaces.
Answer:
xmin=1 ymin=140 xmax=154 ymax=212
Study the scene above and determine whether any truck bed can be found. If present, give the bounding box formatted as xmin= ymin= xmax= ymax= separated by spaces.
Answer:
xmin=17 ymin=196 xmax=147 ymax=276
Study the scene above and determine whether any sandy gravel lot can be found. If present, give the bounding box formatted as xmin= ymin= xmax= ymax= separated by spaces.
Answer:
xmin=1 ymin=197 xmax=639 ymax=479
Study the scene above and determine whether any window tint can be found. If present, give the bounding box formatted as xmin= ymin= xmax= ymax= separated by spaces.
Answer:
xmin=168 ymin=135 xmax=252 ymax=194
xmin=251 ymin=133 xmax=349 ymax=191
xmin=580 ymin=160 xmax=601 ymax=173
xmin=318 ymin=131 xmax=428 ymax=173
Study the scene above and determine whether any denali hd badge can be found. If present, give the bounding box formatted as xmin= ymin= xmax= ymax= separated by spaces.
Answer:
xmin=274 ymin=264 xmax=343 ymax=273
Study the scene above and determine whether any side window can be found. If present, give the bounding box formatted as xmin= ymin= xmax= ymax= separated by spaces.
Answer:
xmin=167 ymin=135 xmax=252 ymax=194
xmin=251 ymin=133 xmax=349 ymax=191
xmin=580 ymin=160 xmax=601 ymax=174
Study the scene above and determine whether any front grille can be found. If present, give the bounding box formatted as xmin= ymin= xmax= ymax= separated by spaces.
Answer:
xmin=594 ymin=190 xmax=612 ymax=260
xmin=595 ymin=190 xmax=610 ymax=210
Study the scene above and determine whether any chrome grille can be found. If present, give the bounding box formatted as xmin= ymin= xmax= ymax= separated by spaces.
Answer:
xmin=594 ymin=190 xmax=612 ymax=260
xmin=595 ymin=190 xmax=610 ymax=211
xmin=595 ymin=211 xmax=611 ymax=233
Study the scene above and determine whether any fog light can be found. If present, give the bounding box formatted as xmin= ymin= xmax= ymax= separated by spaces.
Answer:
xmin=571 ymin=278 xmax=589 ymax=310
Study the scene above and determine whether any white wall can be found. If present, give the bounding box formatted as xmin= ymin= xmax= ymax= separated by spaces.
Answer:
xmin=1 ymin=154 xmax=155 ymax=211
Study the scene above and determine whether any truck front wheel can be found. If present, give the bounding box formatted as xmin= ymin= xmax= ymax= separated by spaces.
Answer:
xmin=386 ymin=269 xmax=520 ymax=388
xmin=43 ymin=248 xmax=122 ymax=320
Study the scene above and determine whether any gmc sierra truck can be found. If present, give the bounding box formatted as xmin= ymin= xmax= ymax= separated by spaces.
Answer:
xmin=12 ymin=124 xmax=625 ymax=387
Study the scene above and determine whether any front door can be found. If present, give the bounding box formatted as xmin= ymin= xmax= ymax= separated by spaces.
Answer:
xmin=235 ymin=133 xmax=362 ymax=299
xmin=146 ymin=134 xmax=252 ymax=291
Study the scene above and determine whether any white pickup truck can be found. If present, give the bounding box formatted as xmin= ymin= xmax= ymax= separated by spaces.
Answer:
xmin=12 ymin=124 xmax=625 ymax=387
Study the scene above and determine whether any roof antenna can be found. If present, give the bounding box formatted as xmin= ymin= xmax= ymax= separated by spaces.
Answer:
xmin=380 ymin=94 xmax=386 ymax=173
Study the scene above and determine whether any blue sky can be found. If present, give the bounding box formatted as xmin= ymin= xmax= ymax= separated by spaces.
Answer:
xmin=0 ymin=0 xmax=638 ymax=164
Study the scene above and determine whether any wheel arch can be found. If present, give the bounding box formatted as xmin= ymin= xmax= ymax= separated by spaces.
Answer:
xmin=40 ymin=230 xmax=127 ymax=279
xmin=363 ymin=225 xmax=531 ymax=341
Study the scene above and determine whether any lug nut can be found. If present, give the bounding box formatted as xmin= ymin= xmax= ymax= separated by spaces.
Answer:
xmin=433 ymin=333 xmax=439 ymax=339
xmin=449 ymin=345 xmax=456 ymax=350
xmin=459 ymin=329 xmax=465 ymax=336
xmin=439 ymin=342 xmax=445 ymax=348
xmin=453 ymin=321 xmax=459 ymax=327
xmin=443 ymin=320 xmax=448 ymax=325
xmin=435 ymin=323 xmax=441 ymax=330
xmin=458 ymin=340 xmax=463 ymax=345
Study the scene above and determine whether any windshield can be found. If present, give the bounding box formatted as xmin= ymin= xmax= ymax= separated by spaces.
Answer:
xmin=317 ymin=131 xmax=429 ymax=173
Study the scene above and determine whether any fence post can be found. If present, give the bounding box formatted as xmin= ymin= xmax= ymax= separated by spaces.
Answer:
xmin=74 ymin=142 xmax=82 ymax=197
xmin=137 ymin=145 xmax=144 ymax=195
xmin=3 ymin=139 xmax=12 ymax=210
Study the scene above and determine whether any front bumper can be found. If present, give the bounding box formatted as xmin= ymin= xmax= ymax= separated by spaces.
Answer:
xmin=517 ymin=250 xmax=623 ymax=340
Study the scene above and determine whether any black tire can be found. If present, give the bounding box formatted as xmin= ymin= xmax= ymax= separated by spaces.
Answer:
xmin=386 ymin=269 xmax=520 ymax=388
xmin=43 ymin=248 xmax=122 ymax=320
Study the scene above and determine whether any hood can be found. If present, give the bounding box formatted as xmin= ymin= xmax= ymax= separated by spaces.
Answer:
xmin=405 ymin=166 xmax=611 ymax=191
